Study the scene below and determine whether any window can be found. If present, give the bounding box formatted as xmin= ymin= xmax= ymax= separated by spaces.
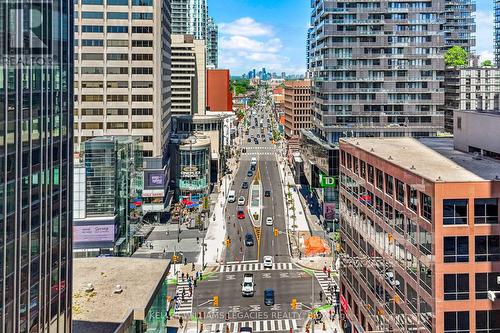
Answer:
xmin=385 ymin=174 xmax=394 ymax=196
xmin=419 ymin=263 xmax=432 ymax=295
xmin=396 ymin=179 xmax=404 ymax=203
xmin=475 ymin=235 xmax=500 ymax=262
xmin=81 ymin=81 xmax=103 ymax=88
xmin=132 ymin=108 xmax=153 ymax=115
xmin=407 ymin=219 xmax=417 ymax=246
xmin=376 ymin=169 xmax=383 ymax=190
xmin=132 ymin=53 xmax=153 ymax=61
xmin=132 ymin=95 xmax=153 ymax=102
xmin=420 ymin=193 xmax=432 ymax=221
xmin=82 ymin=0 xmax=103 ymax=4
xmin=107 ymin=40 xmax=128 ymax=47
xmin=81 ymin=95 xmax=103 ymax=102
xmin=132 ymin=12 xmax=153 ymax=20
xmin=107 ymin=122 xmax=128 ymax=129
xmin=108 ymin=0 xmax=128 ymax=5
xmin=474 ymin=198 xmax=498 ymax=224
xmin=444 ymin=274 xmax=469 ymax=300
xmin=107 ymin=81 xmax=128 ymax=88
xmin=107 ymin=26 xmax=128 ymax=33
xmin=82 ymin=122 xmax=103 ymax=129
xmin=132 ymin=40 xmax=153 ymax=47
xmin=132 ymin=0 xmax=152 ymax=5
xmin=419 ymin=227 xmax=431 ymax=255
xmin=81 ymin=53 xmax=103 ymax=60
xmin=444 ymin=311 xmax=469 ymax=333
xmin=132 ymin=122 xmax=153 ymax=129
xmin=81 ymin=11 xmax=103 ymax=19
xmin=81 ymin=67 xmax=103 ymax=74
xmin=367 ymin=164 xmax=374 ymax=184
xmin=407 ymin=186 xmax=417 ymax=212
xmin=132 ymin=26 xmax=153 ymax=33
xmin=106 ymin=108 xmax=128 ymax=116
xmin=107 ymin=95 xmax=128 ymax=102
xmin=132 ymin=81 xmax=153 ymax=88
xmin=81 ymin=25 xmax=103 ymax=33
xmin=444 ymin=236 xmax=469 ymax=263
xmin=107 ymin=53 xmax=128 ymax=61
xmin=475 ymin=272 xmax=500 ymax=299
xmin=107 ymin=12 xmax=128 ymax=19
xmin=443 ymin=199 xmax=468 ymax=225
xmin=476 ymin=310 xmax=500 ymax=332
xmin=81 ymin=39 xmax=103 ymax=47
xmin=132 ymin=67 xmax=153 ymax=75
xmin=81 ymin=108 xmax=103 ymax=116
xmin=107 ymin=67 xmax=128 ymax=74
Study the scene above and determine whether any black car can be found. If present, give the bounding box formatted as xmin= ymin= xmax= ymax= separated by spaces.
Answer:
xmin=247 ymin=138 xmax=251 ymax=142
xmin=265 ymin=190 xmax=271 ymax=197
xmin=242 ymin=182 xmax=248 ymax=189
xmin=250 ymin=165 xmax=256 ymax=171
xmin=245 ymin=233 xmax=254 ymax=246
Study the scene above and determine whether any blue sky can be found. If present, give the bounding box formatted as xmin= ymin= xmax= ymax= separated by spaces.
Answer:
xmin=210 ymin=0 xmax=495 ymax=75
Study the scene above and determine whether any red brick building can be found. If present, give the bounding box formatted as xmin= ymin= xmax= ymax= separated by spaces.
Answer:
xmin=206 ymin=69 xmax=233 ymax=112
xmin=339 ymin=137 xmax=500 ymax=333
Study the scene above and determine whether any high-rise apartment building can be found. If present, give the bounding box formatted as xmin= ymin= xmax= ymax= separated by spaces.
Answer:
xmin=339 ymin=137 xmax=500 ymax=333
xmin=74 ymin=0 xmax=172 ymax=158
xmin=443 ymin=0 xmax=476 ymax=53
xmin=443 ymin=67 xmax=500 ymax=133
xmin=171 ymin=34 xmax=206 ymax=116
xmin=207 ymin=16 xmax=219 ymax=68
xmin=0 ymin=0 xmax=73 ymax=331
xmin=496 ymin=1 xmax=500 ymax=66
xmin=284 ymin=80 xmax=313 ymax=139
xmin=306 ymin=27 xmax=313 ymax=77
xmin=309 ymin=0 xmax=445 ymax=143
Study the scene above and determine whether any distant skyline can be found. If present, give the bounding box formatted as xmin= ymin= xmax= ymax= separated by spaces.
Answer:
xmin=209 ymin=0 xmax=495 ymax=75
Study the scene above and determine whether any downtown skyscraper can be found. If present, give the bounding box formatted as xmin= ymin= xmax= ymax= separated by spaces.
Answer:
xmin=309 ymin=0 xmax=446 ymax=143
xmin=0 ymin=0 xmax=73 ymax=331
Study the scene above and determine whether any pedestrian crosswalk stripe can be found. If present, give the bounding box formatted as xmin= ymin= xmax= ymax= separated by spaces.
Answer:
xmin=315 ymin=271 xmax=339 ymax=306
xmin=219 ymin=262 xmax=295 ymax=272
xmin=242 ymin=152 xmax=275 ymax=156
xmin=204 ymin=319 xmax=298 ymax=333
xmin=173 ymin=276 xmax=195 ymax=315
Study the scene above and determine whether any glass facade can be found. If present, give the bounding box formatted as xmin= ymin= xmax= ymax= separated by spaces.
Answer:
xmin=0 ymin=0 xmax=74 ymax=331
xmin=178 ymin=146 xmax=210 ymax=196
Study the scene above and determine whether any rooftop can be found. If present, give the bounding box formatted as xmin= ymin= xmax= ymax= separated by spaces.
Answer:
xmin=73 ymin=257 xmax=170 ymax=333
xmin=342 ymin=137 xmax=500 ymax=182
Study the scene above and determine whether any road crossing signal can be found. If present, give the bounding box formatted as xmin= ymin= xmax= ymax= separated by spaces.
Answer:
xmin=172 ymin=255 xmax=178 ymax=263
xmin=225 ymin=239 xmax=231 ymax=247
xmin=213 ymin=296 xmax=219 ymax=307
xmin=291 ymin=298 xmax=297 ymax=310
xmin=274 ymin=228 xmax=279 ymax=237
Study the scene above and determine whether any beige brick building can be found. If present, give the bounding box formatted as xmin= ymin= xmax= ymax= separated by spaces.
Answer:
xmin=283 ymin=80 xmax=313 ymax=139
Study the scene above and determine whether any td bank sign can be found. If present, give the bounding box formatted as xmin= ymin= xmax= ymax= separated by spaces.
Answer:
xmin=319 ymin=173 xmax=336 ymax=188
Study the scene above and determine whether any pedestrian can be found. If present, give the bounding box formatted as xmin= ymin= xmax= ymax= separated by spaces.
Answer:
xmin=327 ymin=267 xmax=331 ymax=278
xmin=192 ymin=262 xmax=195 ymax=271
xmin=193 ymin=279 xmax=197 ymax=288
xmin=186 ymin=273 xmax=189 ymax=280
xmin=196 ymin=271 xmax=199 ymax=280
xmin=334 ymin=284 xmax=338 ymax=293
xmin=200 ymin=272 xmax=203 ymax=280
xmin=319 ymin=291 xmax=323 ymax=302
xmin=196 ymin=237 xmax=200 ymax=244
xmin=323 ymin=265 xmax=327 ymax=274
xmin=189 ymin=286 xmax=192 ymax=296
xmin=179 ymin=317 xmax=183 ymax=328
xmin=181 ymin=272 xmax=185 ymax=281
xmin=329 ymin=309 xmax=333 ymax=321
xmin=184 ymin=257 xmax=187 ymax=265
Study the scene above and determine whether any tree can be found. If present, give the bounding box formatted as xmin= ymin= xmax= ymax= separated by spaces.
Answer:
xmin=444 ymin=46 xmax=468 ymax=67
xmin=481 ymin=59 xmax=493 ymax=67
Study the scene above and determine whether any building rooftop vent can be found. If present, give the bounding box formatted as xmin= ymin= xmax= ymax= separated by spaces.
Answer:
xmin=436 ymin=176 xmax=443 ymax=182
xmin=370 ymin=148 xmax=375 ymax=152
xmin=113 ymin=285 xmax=123 ymax=294
xmin=411 ymin=165 xmax=416 ymax=170
xmin=388 ymin=156 xmax=393 ymax=160
xmin=85 ymin=283 xmax=94 ymax=293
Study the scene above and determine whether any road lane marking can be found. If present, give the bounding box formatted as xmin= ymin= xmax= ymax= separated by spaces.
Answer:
xmin=218 ymin=262 xmax=295 ymax=272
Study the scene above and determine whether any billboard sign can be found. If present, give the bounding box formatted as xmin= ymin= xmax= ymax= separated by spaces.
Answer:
xmin=73 ymin=224 xmax=115 ymax=243
xmin=181 ymin=166 xmax=201 ymax=178
xmin=324 ymin=202 xmax=336 ymax=220
xmin=144 ymin=171 xmax=164 ymax=189
xmin=319 ymin=173 xmax=336 ymax=188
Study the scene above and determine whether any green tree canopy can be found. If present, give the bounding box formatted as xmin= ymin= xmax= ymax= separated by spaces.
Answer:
xmin=481 ymin=59 xmax=493 ymax=67
xmin=444 ymin=46 xmax=468 ymax=67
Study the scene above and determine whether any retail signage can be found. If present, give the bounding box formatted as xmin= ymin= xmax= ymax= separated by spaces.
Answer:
xmin=340 ymin=295 xmax=349 ymax=313
xmin=181 ymin=166 xmax=201 ymax=178
xmin=323 ymin=203 xmax=336 ymax=220
xmin=73 ymin=225 xmax=115 ymax=243
xmin=319 ymin=173 xmax=336 ymax=188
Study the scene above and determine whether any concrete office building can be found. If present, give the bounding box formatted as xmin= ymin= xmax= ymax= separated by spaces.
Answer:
xmin=309 ymin=0 xmax=445 ymax=143
xmin=454 ymin=110 xmax=500 ymax=159
xmin=207 ymin=16 xmax=219 ymax=68
xmin=171 ymin=34 xmax=206 ymax=116
xmin=0 ymin=0 xmax=73 ymax=331
xmin=443 ymin=0 xmax=476 ymax=52
xmin=443 ymin=67 xmax=500 ymax=133
xmin=73 ymin=0 xmax=172 ymax=158
xmin=339 ymin=137 xmax=500 ymax=333
xmin=283 ymin=80 xmax=313 ymax=141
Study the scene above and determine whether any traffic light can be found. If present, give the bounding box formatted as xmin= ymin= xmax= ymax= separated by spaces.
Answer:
xmin=274 ymin=228 xmax=278 ymax=237
xmin=213 ymin=296 xmax=219 ymax=307
xmin=393 ymin=295 xmax=401 ymax=304
xmin=291 ymin=298 xmax=297 ymax=310
xmin=388 ymin=233 xmax=393 ymax=242
xmin=225 ymin=239 xmax=231 ymax=248
xmin=172 ymin=255 xmax=177 ymax=263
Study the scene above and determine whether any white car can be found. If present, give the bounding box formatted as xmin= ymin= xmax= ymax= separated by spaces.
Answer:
xmin=266 ymin=217 xmax=273 ymax=226
xmin=238 ymin=196 xmax=245 ymax=206
xmin=263 ymin=256 xmax=273 ymax=268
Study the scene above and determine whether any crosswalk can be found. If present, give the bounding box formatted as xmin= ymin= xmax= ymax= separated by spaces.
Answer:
xmin=244 ymin=146 xmax=275 ymax=150
xmin=173 ymin=277 xmax=194 ymax=315
xmin=242 ymin=151 xmax=275 ymax=156
xmin=219 ymin=262 xmax=295 ymax=273
xmin=203 ymin=319 xmax=298 ymax=332
xmin=315 ymin=271 xmax=339 ymax=305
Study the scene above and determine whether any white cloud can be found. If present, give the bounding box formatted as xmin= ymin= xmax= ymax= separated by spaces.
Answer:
xmin=475 ymin=10 xmax=494 ymax=56
xmin=219 ymin=17 xmax=273 ymax=37
xmin=479 ymin=50 xmax=494 ymax=63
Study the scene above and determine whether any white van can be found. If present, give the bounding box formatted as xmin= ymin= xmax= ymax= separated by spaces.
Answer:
xmin=227 ymin=190 xmax=236 ymax=203
xmin=250 ymin=157 xmax=257 ymax=166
